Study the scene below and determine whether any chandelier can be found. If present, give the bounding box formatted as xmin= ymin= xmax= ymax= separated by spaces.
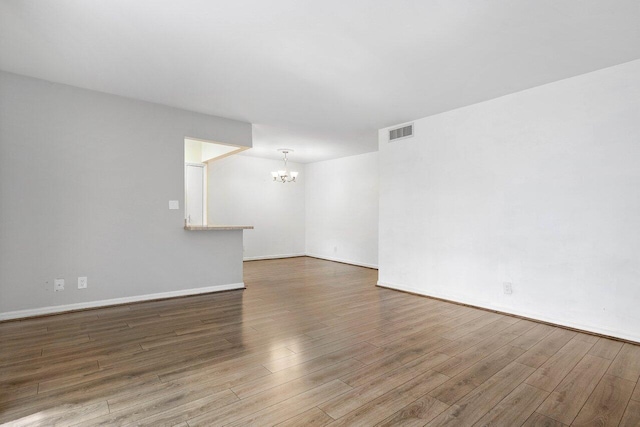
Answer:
xmin=271 ymin=149 xmax=298 ymax=183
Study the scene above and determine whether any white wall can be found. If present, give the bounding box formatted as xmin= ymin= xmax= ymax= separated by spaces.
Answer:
xmin=305 ymin=152 xmax=379 ymax=268
xmin=207 ymin=155 xmax=306 ymax=260
xmin=0 ymin=71 xmax=252 ymax=318
xmin=378 ymin=59 xmax=640 ymax=341
xmin=184 ymin=138 xmax=203 ymax=163
xmin=185 ymin=139 xmax=239 ymax=164
xmin=208 ymin=152 xmax=380 ymax=267
xmin=201 ymin=142 xmax=238 ymax=162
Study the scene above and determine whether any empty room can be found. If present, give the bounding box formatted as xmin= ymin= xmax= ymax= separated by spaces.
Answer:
xmin=1 ymin=1 xmax=640 ymax=426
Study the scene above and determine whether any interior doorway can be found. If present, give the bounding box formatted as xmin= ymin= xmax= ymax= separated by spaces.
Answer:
xmin=185 ymin=163 xmax=206 ymax=226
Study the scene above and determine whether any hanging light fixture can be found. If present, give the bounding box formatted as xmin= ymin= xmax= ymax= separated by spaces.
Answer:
xmin=271 ymin=149 xmax=298 ymax=183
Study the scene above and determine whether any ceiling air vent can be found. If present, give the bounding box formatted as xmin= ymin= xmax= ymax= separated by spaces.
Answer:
xmin=389 ymin=124 xmax=413 ymax=142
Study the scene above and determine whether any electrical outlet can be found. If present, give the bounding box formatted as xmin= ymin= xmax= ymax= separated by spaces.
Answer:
xmin=503 ymin=282 xmax=513 ymax=295
xmin=334 ymin=246 xmax=337 ymax=253
xmin=169 ymin=200 xmax=179 ymax=210
xmin=78 ymin=276 xmax=88 ymax=289
xmin=54 ymin=279 xmax=65 ymax=292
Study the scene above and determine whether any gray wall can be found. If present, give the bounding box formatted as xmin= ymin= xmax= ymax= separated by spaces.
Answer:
xmin=0 ymin=71 xmax=252 ymax=314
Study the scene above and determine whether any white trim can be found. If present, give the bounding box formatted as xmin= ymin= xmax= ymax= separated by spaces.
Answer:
xmin=306 ymin=253 xmax=378 ymax=270
xmin=185 ymin=162 xmax=207 ymax=226
xmin=203 ymin=163 xmax=208 ymax=224
xmin=0 ymin=282 xmax=245 ymax=321
xmin=242 ymin=253 xmax=378 ymax=269
xmin=377 ymin=280 xmax=640 ymax=343
xmin=243 ymin=253 xmax=306 ymax=261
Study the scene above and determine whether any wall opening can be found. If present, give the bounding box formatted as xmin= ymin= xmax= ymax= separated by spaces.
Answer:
xmin=184 ymin=137 xmax=247 ymax=226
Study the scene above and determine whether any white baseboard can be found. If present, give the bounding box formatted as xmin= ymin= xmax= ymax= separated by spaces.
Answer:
xmin=0 ymin=282 xmax=245 ymax=321
xmin=306 ymin=253 xmax=378 ymax=270
xmin=243 ymin=253 xmax=306 ymax=261
xmin=243 ymin=252 xmax=378 ymax=269
xmin=377 ymin=280 xmax=640 ymax=344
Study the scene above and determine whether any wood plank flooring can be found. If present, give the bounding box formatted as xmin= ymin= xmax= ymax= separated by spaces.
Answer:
xmin=1 ymin=257 xmax=639 ymax=426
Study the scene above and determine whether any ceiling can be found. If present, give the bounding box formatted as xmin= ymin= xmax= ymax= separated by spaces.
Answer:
xmin=2 ymin=1 xmax=639 ymax=163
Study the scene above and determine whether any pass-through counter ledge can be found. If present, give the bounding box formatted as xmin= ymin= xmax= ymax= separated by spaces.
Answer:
xmin=184 ymin=225 xmax=254 ymax=231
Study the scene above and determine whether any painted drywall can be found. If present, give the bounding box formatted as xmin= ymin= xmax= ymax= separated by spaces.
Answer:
xmin=184 ymin=138 xmax=203 ymax=163
xmin=378 ymin=59 xmax=640 ymax=342
xmin=185 ymin=138 xmax=239 ymax=164
xmin=201 ymin=142 xmax=239 ymax=162
xmin=305 ymin=152 xmax=379 ymax=268
xmin=0 ymin=71 xmax=252 ymax=317
xmin=207 ymin=155 xmax=306 ymax=260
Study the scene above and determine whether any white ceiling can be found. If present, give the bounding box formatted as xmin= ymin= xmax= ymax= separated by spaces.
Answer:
xmin=2 ymin=1 xmax=639 ymax=163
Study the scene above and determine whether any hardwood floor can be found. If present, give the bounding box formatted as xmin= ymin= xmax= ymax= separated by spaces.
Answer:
xmin=1 ymin=257 xmax=639 ymax=426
